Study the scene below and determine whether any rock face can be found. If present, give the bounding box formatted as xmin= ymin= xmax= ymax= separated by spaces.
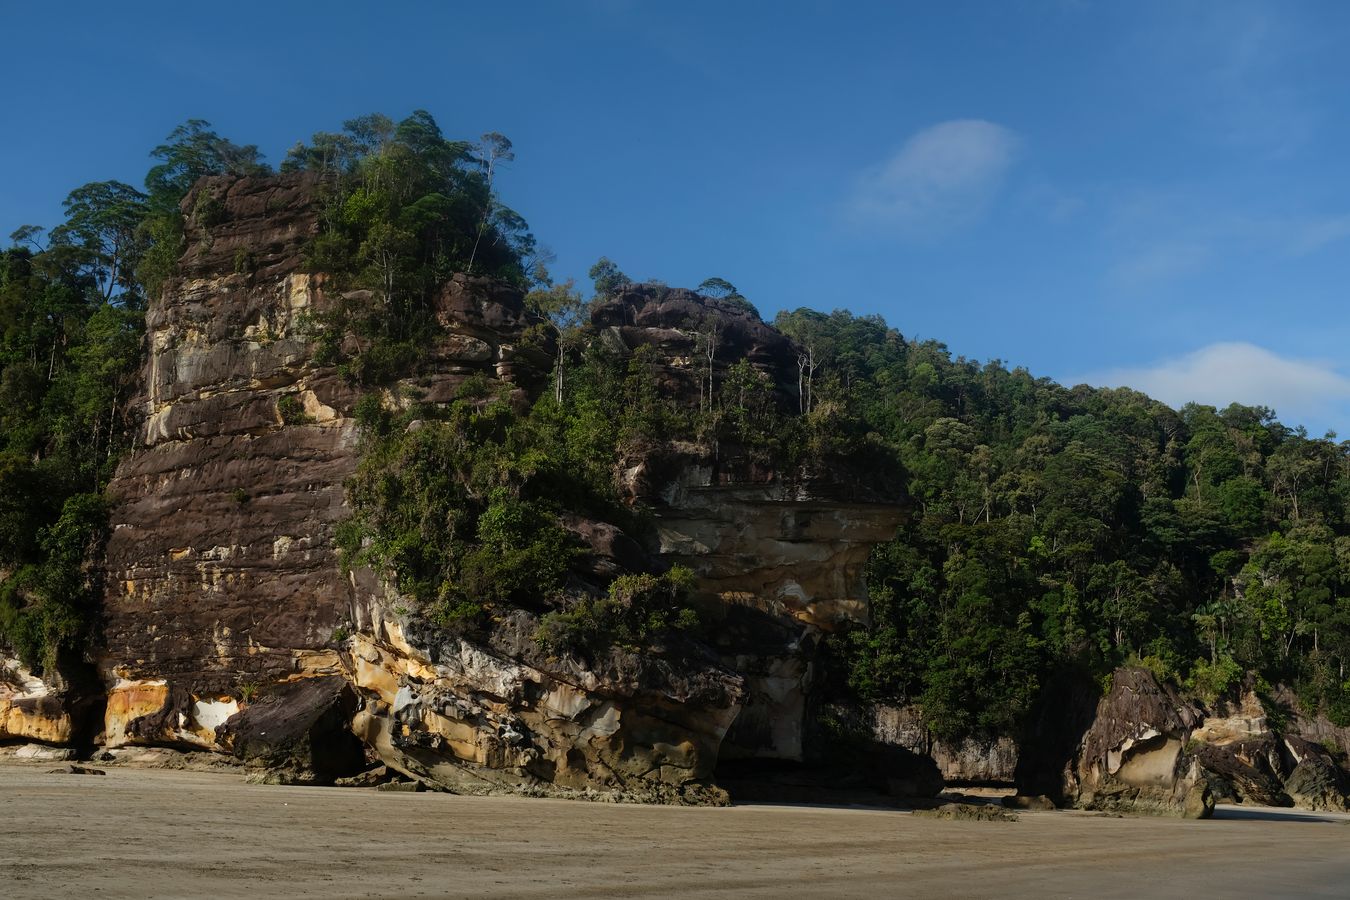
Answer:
xmin=873 ymin=704 xmax=1019 ymax=784
xmin=1064 ymin=668 xmax=1213 ymax=818
xmin=1007 ymin=668 xmax=1350 ymax=815
xmin=595 ymin=288 xmax=907 ymax=763
xmin=345 ymin=613 xmax=742 ymax=802
xmin=1282 ymin=736 xmax=1349 ymax=811
xmin=1188 ymin=689 xmax=1349 ymax=811
xmin=1 ymin=657 xmax=74 ymax=744
xmin=100 ymin=173 xmax=359 ymax=750
xmin=590 ymin=285 xmax=799 ymax=406
xmin=82 ymin=175 xmax=905 ymax=799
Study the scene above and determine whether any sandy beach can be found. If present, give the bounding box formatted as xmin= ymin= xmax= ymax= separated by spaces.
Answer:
xmin=2 ymin=764 xmax=1348 ymax=899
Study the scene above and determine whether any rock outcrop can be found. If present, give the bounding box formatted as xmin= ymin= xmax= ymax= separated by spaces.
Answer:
xmin=1188 ymin=688 xmax=1349 ymax=811
xmin=595 ymin=288 xmax=907 ymax=764
xmin=100 ymin=173 xmax=360 ymax=752
xmin=69 ymin=174 xmax=906 ymax=799
xmin=873 ymin=704 xmax=1019 ymax=784
xmin=1282 ymin=735 xmax=1349 ymax=811
xmin=1014 ymin=668 xmax=1350 ymax=815
xmin=1 ymin=657 xmax=74 ymax=745
xmin=1063 ymin=668 xmax=1213 ymax=818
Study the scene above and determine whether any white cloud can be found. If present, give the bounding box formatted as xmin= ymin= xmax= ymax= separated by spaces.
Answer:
xmin=847 ymin=120 xmax=1020 ymax=237
xmin=1079 ymin=342 xmax=1350 ymax=431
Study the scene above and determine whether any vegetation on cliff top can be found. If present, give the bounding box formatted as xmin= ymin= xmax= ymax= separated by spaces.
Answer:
xmin=286 ymin=112 xmax=542 ymax=385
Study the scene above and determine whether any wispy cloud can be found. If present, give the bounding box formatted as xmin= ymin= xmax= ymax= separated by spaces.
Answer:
xmin=1102 ymin=190 xmax=1350 ymax=288
xmin=1138 ymin=1 xmax=1316 ymax=157
xmin=1108 ymin=240 xmax=1213 ymax=286
xmin=847 ymin=120 xmax=1020 ymax=237
xmin=1282 ymin=214 xmax=1350 ymax=257
xmin=1079 ymin=342 xmax=1350 ymax=431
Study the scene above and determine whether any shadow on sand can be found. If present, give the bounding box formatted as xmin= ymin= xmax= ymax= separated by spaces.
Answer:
xmin=1212 ymin=804 xmax=1350 ymax=825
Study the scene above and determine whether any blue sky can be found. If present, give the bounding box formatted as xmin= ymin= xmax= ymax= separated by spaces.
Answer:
xmin=5 ymin=1 xmax=1350 ymax=434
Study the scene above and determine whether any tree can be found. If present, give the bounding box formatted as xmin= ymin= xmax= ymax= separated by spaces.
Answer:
xmin=697 ymin=277 xmax=739 ymax=299
xmin=144 ymin=119 xmax=270 ymax=208
xmin=48 ymin=181 xmax=148 ymax=302
xmin=775 ymin=309 xmax=830 ymax=414
xmin=695 ymin=318 xmax=722 ymax=414
xmin=9 ymin=226 xmax=45 ymax=252
xmin=467 ymin=132 xmax=515 ymax=275
xmin=588 ymin=257 xmax=628 ymax=299
xmin=525 ymin=279 xmax=588 ymax=403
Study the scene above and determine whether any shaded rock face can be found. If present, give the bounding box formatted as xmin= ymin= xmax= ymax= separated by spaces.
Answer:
xmin=216 ymin=675 xmax=365 ymax=780
xmin=1188 ymin=689 xmax=1350 ymax=811
xmin=1282 ymin=736 xmax=1349 ymax=811
xmin=1194 ymin=738 xmax=1292 ymax=808
xmin=873 ymin=704 xmax=1019 ymax=785
xmin=89 ymin=176 xmax=903 ymax=798
xmin=1066 ymin=668 xmax=1213 ymax=818
xmin=1010 ymin=671 xmax=1350 ymax=815
xmin=591 ymin=285 xmax=799 ymax=408
xmin=595 ymin=290 xmax=906 ymax=763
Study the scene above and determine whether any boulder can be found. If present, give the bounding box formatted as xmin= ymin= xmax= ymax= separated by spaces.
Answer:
xmin=216 ymin=676 xmax=364 ymax=780
xmin=1282 ymin=736 xmax=1349 ymax=811
xmin=1066 ymin=668 xmax=1212 ymax=817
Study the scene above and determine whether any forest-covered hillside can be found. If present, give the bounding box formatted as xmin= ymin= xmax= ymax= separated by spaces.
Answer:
xmin=3 ymin=111 xmax=1349 ymax=745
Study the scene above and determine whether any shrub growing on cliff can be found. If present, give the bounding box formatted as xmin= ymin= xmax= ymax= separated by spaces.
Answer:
xmin=534 ymin=567 xmax=700 ymax=657
xmin=336 ymin=381 xmax=623 ymax=633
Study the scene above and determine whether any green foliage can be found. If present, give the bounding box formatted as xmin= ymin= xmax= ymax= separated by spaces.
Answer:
xmin=336 ymin=377 xmax=630 ymax=634
xmin=588 ymin=257 xmax=628 ymax=298
xmin=535 ymin=566 xmax=700 ymax=657
xmin=145 ymin=119 xmax=270 ymax=210
xmin=294 ymin=111 xmax=537 ymax=386
xmin=788 ymin=307 xmax=1350 ymax=740
xmin=276 ymin=394 xmax=313 ymax=425
xmin=1187 ymin=654 xmax=1244 ymax=704
xmin=0 ymin=493 xmax=109 ymax=672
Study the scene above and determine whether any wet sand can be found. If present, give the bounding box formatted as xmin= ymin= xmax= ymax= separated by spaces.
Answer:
xmin=3 ymin=764 xmax=1348 ymax=899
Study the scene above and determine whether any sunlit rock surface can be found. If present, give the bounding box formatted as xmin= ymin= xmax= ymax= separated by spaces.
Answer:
xmin=0 ymin=657 xmax=73 ymax=744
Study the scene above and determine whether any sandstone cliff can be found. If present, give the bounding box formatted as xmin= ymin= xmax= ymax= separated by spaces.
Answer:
xmin=0 ymin=173 xmax=908 ymax=800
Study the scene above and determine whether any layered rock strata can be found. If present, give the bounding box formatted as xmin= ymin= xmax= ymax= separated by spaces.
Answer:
xmin=1 ymin=658 xmax=74 ymax=744
xmin=70 ymin=174 xmax=905 ymax=798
